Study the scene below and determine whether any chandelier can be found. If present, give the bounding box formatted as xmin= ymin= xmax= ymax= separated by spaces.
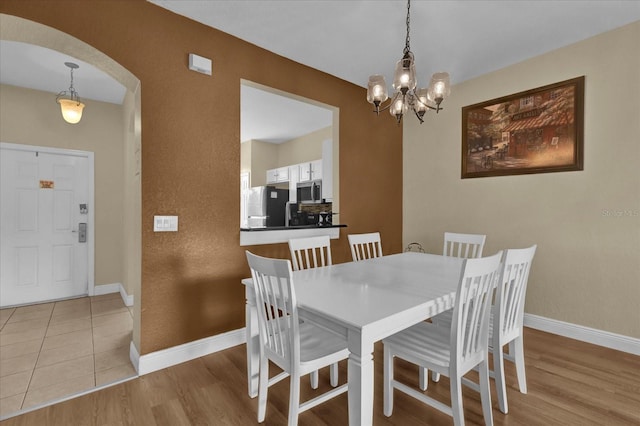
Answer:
xmin=56 ymin=62 xmax=85 ymax=124
xmin=366 ymin=0 xmax=450 ymax=124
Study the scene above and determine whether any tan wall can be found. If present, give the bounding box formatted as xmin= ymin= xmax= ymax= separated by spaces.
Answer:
xmin=240 ymin=141 xmax=251 ymax=175
xmin=277 ymin=126 xmax=329 ymax=166
xmin=404 ymin=22 xmax=640 ymax=338
xmin=243 ymin=126 xmax=329 ymax=188
xmin=122 ymin=87 xmax=141 ymax=300
xmin=1 ymin=0 xmax=403 ymax=354
xmin=249 ymin=140 xmax=278 ymax=187
xmin=0 ymin=83 xmax=125 ymax=288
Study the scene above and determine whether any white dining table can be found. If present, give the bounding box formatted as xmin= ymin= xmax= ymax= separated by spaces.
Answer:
xmin=241 ymin=251 xmax=464 ymax=426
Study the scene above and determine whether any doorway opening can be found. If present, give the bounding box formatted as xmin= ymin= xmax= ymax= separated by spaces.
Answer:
xmin=0 ymin=13 xmax=142 ymax=419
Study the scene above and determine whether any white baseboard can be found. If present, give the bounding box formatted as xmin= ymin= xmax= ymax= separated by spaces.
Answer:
xmin=93 ymin=283 xmax=120 ymax=296
xmin=127 ymin=315 xmax=638 ymax=380
xmin=524 ymin=313 xmax=640 ymax=356
xmin=130 ymin=340 xmax=140 ymax=375
xmin=93 ymin=282 xmax=134 ymax=307
xmin=132 ymin=328 xmax=246 ymax=376
xmin=119 ymin=285 xmax=134 ymax=307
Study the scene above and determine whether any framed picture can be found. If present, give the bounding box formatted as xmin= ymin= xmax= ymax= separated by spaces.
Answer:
xmin=461 ymin=76 xmax=584 ymax=179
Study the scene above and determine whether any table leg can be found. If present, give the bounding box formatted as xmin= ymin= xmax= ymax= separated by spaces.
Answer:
xmin=347 ymin=330 xmax=374 ymax=426
xmin=245 ymin=287 xmax=259 ymax=398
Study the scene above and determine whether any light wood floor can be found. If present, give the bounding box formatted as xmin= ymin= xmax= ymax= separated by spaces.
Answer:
xmin=1 ymin=327 xmax=638 ymax=425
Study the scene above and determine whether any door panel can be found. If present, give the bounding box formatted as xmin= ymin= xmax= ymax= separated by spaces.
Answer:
xmin=53 ymin=244 xmax=73 ymax=284
xmin=16 ymin=246 xmax=38 ymax=287
xmin=17 ymin=189 xmax=38 ymax=231
xmin=53 ymin=190 xmax=73 ymax=231
xmin=1 ymin=146 xmax=90 ymax=307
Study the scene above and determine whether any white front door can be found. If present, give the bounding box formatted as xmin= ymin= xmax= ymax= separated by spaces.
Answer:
xmin=1 ymin=145 xmax=91 ymax=307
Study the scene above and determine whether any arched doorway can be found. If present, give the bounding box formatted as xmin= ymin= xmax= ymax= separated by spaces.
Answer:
xmin=0 ymin=13 xmax=142 ymax=417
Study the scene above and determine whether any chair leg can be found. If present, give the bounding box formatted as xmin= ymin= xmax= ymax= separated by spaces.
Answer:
xmin=450 ymin=373 xmax=465 ymax=426
xmin=432 ymin=370 xmax=441 ymax=382
xmin=383 ymin=345 xmax=394 ymax=417
xmin=257 ymin=355 xmax=269 ymax=423
xmin=310 ymin=370 xmax=319 ymax=389
xmin=330 ymin=362 xmax=339 ymax=387
xmin=479 ymin=359 xmax=494 ymax=426
xmin=512 ymin=336 xmax=528 ymax=394
xmin=494 ymin=344 xmax=508 ymax=414
xmin=419 ymin=366 xmax=428 ymax=390
xmin=288 ymin=374 xmax=301 ymax=426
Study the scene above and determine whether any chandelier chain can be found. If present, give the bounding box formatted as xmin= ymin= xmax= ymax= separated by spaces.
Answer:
xmin=404 ymin=0 xmax=411 ymax=54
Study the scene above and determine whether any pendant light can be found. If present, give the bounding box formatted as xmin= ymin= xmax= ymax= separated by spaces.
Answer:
xmin=56 ymin=62 xmax=85 ymax=124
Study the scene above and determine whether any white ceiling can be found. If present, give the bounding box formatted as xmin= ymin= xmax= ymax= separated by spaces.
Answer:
xmin=0 ymin=40 xmax=126 ymax=105
xmin=241 ymin=84 xmax=333 ymax=143
xmin=2 ymin=1 xmax=639 ymax=141
xmin=150 ymin=0 xmax=640 ymax=89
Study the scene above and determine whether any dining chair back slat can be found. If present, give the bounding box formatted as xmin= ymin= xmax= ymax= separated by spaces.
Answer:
xmin=443 ymin=232 xmax=486 ymax=259
xmin=289 ymin=236 xmax=332 ymax=271
xmin=348 ymin=232 xmax=383 ymax=261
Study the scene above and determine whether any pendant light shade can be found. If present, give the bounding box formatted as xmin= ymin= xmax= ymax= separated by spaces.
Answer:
xmin=427 ymin=72 xmax=451 ymax=105
xmin=367 ymin=74 xmax=389 ymax=106
xmin=58 ymin=99 xmax=85 ymax=124
xmin=56 ymin=62 xmax=86 ymax=124
xmin=392 ymin=53 xmax=416 ymax=94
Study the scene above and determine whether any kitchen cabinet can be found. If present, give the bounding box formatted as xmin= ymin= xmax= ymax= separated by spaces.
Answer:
xmin=266 ymin=166 xmax=289 ymax=184
xmin=298 ymin=159 xmax=322 ymax=182
xmin=288 ymin=165 xmax=299 ymax=202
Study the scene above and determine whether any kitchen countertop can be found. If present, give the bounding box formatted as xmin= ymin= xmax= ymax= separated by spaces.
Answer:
xmin=240 ymin=224 xmax=346 ymax=231
xmin=240 ymin=224 xmax=346 ymax=246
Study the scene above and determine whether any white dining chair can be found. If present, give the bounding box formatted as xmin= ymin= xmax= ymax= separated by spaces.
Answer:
xmin=420 ymin=231 xmax=488 ymax=388
xmin=443 ymin=232 xmax=487 ymax=259
xmin=383 ymin=251 xmax=503 ymax=426
xmin=490 ymin=244 xmax=536 ymax=413
xmin=348 ymin=232 xmax=383 ymax=261
xmin=245 ymin=251 xmax=349 ymax=426
xmin=429 ymin=245 xmax=537 ymax=413
xmin=289 ymin=235 xmax=332 ymax=271
xmin=288 ymin=235 xmax=338 ymax=388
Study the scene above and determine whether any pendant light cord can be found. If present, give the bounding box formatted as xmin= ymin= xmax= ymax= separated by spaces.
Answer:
xmin=404 ymin=0 xmax=411 ymax=55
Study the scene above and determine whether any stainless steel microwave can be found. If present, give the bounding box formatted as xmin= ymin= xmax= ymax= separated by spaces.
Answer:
xmin=297 ymin=179 xmax=322 ymax=203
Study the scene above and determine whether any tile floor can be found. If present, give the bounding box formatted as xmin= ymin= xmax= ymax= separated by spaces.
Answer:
xmin=0 ymin=293 xmax=137 ymax=418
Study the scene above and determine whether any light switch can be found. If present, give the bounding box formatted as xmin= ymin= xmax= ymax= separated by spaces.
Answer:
xmin=154 ymin=215 xmax=178 ymax=232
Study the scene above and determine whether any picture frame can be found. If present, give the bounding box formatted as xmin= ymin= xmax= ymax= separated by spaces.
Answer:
xmin=461 ymin=76 xmax=584 ymax=179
